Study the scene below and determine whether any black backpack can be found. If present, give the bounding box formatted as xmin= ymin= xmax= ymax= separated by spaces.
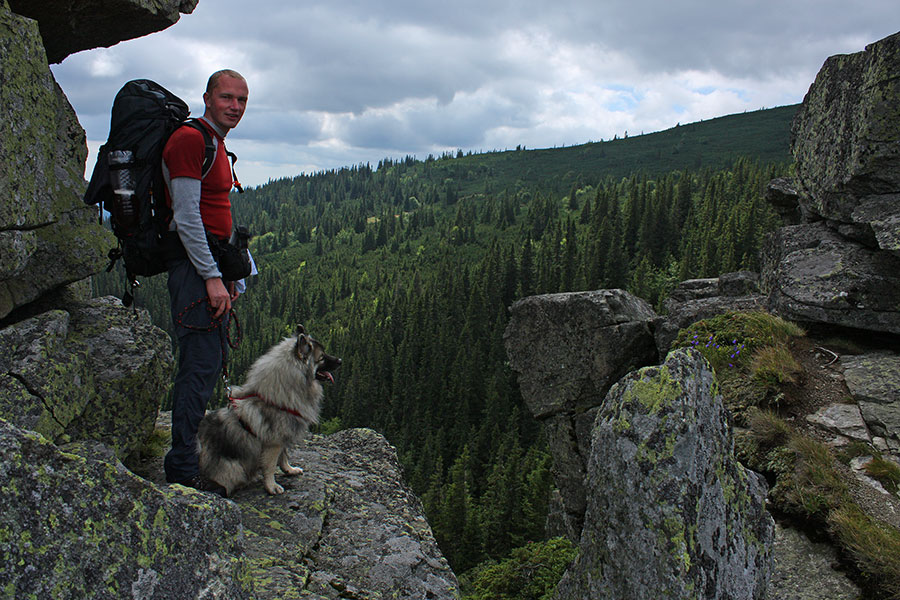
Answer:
xmin=83 ymin=79 xmax=239 ymax=304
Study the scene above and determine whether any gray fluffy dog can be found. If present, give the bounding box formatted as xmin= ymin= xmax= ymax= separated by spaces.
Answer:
xmin=197 ymin=325 xmax=341 ymax=496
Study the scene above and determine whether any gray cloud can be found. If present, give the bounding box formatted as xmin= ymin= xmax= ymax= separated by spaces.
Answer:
xmin=50 ymin=0 xmax=899 ymax=185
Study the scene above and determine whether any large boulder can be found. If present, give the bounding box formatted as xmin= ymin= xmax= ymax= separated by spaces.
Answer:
xmin=8 ymin=0 xmax=198 ymax=64
xmin=761 ymin=222 xmax=900 ymax=334
xmin=791 ymin=31 xmax=900 ymax=253
xmin=1 ymin=419 xmax=459 ymax=600
xmin=504 ymin=289 xmax=658 ymax=537
xmin=554 ymin=349 xmax=774 ymax=600
xmin=0 ymin=297 xmax=172 ymax=463
xmin=0 ymin=420 xmax=249 ymax=599
xmin=0 ymin=3 xmax=113 ymax=320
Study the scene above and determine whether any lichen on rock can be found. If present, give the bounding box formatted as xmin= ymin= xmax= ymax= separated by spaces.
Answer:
xmin=0 ymin=419 xmax=250 ymax=599
xmin=0 ymin=297 xmax=172 ymax=465
xmin=554 ymin=349 xmax=774 ymax=600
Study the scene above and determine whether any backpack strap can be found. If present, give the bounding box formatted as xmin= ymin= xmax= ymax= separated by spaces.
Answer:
xmin=181 ymin=118 xmax=217 ymax=178
xmin=182 ymin=118 xmax=244 ymax=193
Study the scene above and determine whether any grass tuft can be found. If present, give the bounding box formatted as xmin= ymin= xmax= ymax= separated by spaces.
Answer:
xmin=751 ymin=345 xmax=803 ymax=388
xmin=865 ymin=456 xmax=900 ymax=496
xmin=746 ymin=408 xmax=792 ymax=449
xmin=830 ymin=505 xmax=900 ymax=599
xmin=673 ymin=310 xmax=805 ymax=373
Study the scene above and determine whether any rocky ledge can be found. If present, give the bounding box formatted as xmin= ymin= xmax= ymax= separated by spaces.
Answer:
xmin=1 ymin=418 xmax=459 ymax=599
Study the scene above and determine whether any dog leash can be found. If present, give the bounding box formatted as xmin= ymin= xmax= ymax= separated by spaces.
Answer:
xmin=174 ymin=296 xmax=243 ymax=392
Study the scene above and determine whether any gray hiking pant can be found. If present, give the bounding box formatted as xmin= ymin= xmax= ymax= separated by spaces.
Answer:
xmin=163 ymin=257 xmax=229 ymax=483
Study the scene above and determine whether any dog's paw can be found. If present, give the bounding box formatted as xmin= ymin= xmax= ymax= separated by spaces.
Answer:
xmin=282 ymin=464 xmax=303 ymax=476
xmin=265 ymin=482 xmax=285 ymax=495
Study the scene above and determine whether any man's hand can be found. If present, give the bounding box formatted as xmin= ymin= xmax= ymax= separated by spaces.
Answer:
xmin=205 ymin=277 xmax=231 ymax=317
xmin=228 ymin=281 xmax=240 ymax=302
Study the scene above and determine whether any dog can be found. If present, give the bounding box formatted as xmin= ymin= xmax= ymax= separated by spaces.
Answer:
xmin=197 ymin=324 xmax=341 ymax=496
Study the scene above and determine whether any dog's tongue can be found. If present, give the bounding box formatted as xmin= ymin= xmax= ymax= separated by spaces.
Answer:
xmin=317 ymin=371 xmax=335 ymax=384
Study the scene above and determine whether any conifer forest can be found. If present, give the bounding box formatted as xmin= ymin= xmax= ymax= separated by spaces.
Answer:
xmin=94 ymin=105 xmax=795 ymax=575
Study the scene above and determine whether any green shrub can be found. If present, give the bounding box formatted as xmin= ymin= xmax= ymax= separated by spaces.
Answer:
xmin=673 ymin=310 xmax=804 ymax=373
xmin=314 ymin=416 xmax=344 ymax=435
xmin=465 ymin=537 xmax=577 ymax=600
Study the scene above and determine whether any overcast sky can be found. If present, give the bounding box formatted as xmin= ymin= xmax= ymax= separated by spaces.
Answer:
xmin=50 ymin=1 xmax=898 ymax=188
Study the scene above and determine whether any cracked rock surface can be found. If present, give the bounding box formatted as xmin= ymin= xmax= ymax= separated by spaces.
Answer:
xmin=137 ymin=422 xmax=460 ymax=599
xmin=0 ymin=297 xmax=171 ymax=464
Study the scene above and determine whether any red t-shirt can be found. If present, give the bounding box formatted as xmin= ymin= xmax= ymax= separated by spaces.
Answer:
xmin=163 ymin=120 xmax=234 ymax=239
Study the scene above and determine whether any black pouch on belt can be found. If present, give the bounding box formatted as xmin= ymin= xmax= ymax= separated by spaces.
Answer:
xmin=207 ymin=226 xmax=252 ymax=282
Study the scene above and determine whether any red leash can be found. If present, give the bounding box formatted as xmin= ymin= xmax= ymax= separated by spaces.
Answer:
xmin=174 ymin=296 xmax=242 ymax=380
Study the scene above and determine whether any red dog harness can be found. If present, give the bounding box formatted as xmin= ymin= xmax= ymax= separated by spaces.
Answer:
xmin=228 ymin=393 xmax=306 ymax=420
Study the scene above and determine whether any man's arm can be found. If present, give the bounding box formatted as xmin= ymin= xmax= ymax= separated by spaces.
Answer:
xmin=169 ymin=176 xmax=231 ymax=317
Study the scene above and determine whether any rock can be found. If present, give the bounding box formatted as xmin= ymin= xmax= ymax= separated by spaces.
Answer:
xmin=0 ymin=3 xmax=113 ymax=319
xmin=504 ymin=289 xmax=658 ymax=536
xmin=767 ymin=523 xmax=861 ymax=600
xmin=842 ymin=352 xmax=900 ymax=445
xmin=765 ymin=176 xmax=803 ymax=225
xmin=762 ymin=222 xmax=900 ymax=334
xmin=806 ymin=403 xmax=871 ymax=443
xmin=718 ymin=270 xmax=760 ymax=297
xmin=554 ymin=349 xmax=774 ymax=600
xmin=0 ymin=419 xmax=249 ymax=599
xmin=849 ymin=456 xmax=895 ymax=496
xmin=545 ymin=489 xmax=580 ymax=541
xmin=505 ymin=290 xmax=659 ymax=419
xmin=8 ymin=0 xmax=199 ymax=64
xmin=0 ymin=297 xmax=172 ymax=464
xmin=665 ymin=277 xmax=720 ymax=304
xmin=133 ymin=422 xmax=460 ymax=600
xmin=237 ymin=428 xmax=459 ymax=599
xmin=791 ymin=31 xmax=900 ymax=252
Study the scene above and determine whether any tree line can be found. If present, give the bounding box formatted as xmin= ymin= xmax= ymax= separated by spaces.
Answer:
xmin=94 ymin=152 xmax=788 ymax=575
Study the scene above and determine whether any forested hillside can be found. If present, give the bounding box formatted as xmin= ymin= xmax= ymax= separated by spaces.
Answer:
xmin=94 ymin=105 xmax=795 ymax=575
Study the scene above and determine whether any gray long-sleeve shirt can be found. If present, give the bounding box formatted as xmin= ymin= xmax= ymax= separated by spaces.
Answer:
xmin=162 ymin=116 xmax=225 ymax=280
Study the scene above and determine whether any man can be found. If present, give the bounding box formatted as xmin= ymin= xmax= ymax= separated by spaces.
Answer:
xmin=162 ymin=69 xmax=249 ymax=495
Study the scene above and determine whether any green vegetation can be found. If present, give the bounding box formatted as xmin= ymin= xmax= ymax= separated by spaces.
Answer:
xmin=462 ymin=537 xmax=577 ymax=600
xmin=700 ymin=320 xmax=900 ymax=599
xmin=743 ymin=420 xmax=900 ymax=599
xmin=673 ymin=311 xmax=805 ymax=421
xmin=93 ymin=107 xmax=794 ymax=575
xmin=865 ymin=456 xmax=900 ymax=496
xmin=423 ymin=105 xmax=796 ymax=197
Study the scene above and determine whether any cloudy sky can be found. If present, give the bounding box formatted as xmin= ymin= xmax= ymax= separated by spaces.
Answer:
xmin=50 ymin=1 xmax=897 ymax=187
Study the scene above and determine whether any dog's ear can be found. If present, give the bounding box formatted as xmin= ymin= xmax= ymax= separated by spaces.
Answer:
xmin=295 ymin=331 xmax=311 ymax=359
xmin=296 ymin=324 xmax=306 ymax=336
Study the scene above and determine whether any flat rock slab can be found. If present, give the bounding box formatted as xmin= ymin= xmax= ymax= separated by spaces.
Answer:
xmin=767 ymin=524 xmax=861 ymax=600
xmin=842 ymin=353 xmax=900 ymax=443
xmin=140 ymin=425 xmax=460 ymax=600
xmin=806 ymin=403 xmax=871 ymax=443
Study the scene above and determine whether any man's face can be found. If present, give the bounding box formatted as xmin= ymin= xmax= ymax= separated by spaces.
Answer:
xmin=203 ymin=75 xmax=249 ymax=132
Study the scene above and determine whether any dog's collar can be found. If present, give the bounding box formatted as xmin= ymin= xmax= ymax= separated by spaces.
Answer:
xmin=229 ymin=393 xmax=306 ymax=421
